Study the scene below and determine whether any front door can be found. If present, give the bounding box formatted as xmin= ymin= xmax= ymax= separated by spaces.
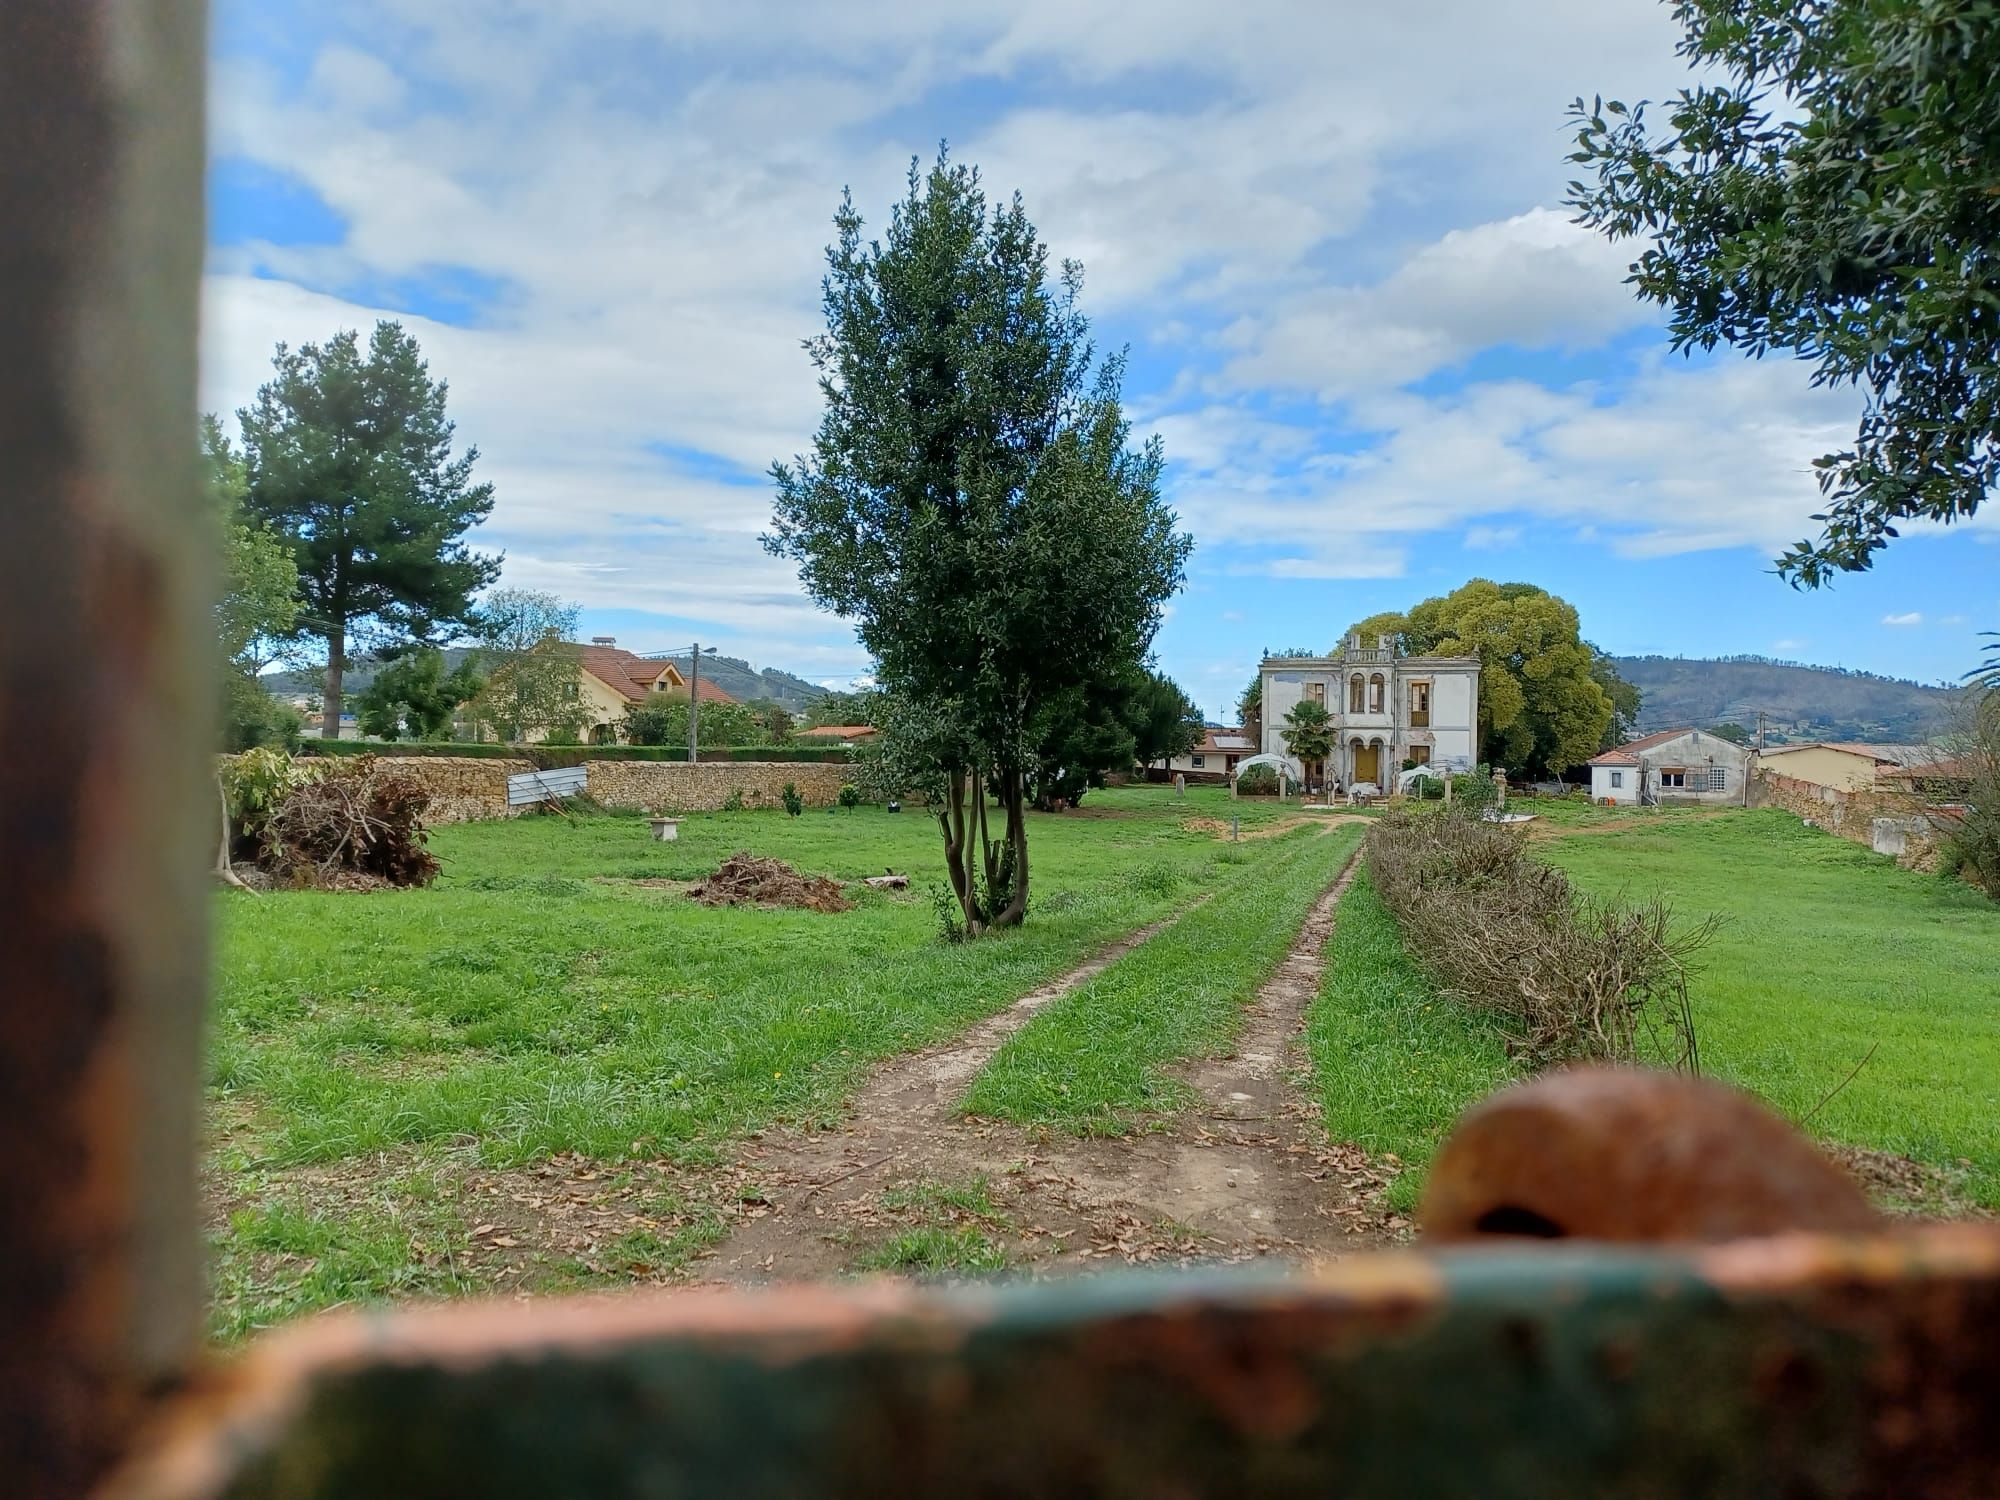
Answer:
xmin=1353 ymin=744 xmax=1380 ymax=785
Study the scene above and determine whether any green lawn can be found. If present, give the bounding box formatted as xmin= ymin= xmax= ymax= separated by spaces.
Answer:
xmin=213 ymin=786 xmax=1307 ymax=1169
xmin=964 ymin=823 xmax=1366 ymax=1134
xmin=206 ymin=785 xmax=1310 ymax=1331
xmin=1307 ymin=869 xmax=1519 ymax=1211
xmin=1307 ymin=809 xmax=2000 ymax=1208
xmin=1548 ymin=811 xmax=2000 ymax=1205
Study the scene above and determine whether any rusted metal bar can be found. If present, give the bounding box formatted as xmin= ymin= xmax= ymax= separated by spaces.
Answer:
xmin=1421 ymin=1069 xmax=1880 ymax=1244
xmin=0 ymin=3 xmax=210 ymax=1495
xmin=104 ymin=1225 xmax=2000 ymax=1499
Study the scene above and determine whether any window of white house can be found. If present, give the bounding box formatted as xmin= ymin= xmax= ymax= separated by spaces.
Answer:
xmin=1367 ymin=673 xmax=1385 ymax=713
xmin=1305 ymin=681 xmax=1325 ymax=705
xmin=1349 ymin=675 xmax=1365 ymax=713
xmin=1609 ymin=770 xmax=1624 ymax=788
xmin=1409 ymin=681 xmax=1431 ymax=727
xmin=1190 ymin=755 xmax=1205 ymax=768
xmin=1659 ymin=767 xmax=1687 ymax=788
xmin=1410 ymin=745 xmax=1431 ymax=766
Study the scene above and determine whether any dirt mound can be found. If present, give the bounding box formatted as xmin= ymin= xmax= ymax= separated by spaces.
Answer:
xmin=689 ymin=852 xmax=852 ymax=912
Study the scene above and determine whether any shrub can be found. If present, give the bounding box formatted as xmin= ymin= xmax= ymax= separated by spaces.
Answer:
xmin=721 ymin=788 xmax=745 ymax=813
xmin=781 ymin=782 xmax=804 ymax=817
xmin=1449 ymin=765 xmax=1500 ymax=813
xmin=837 ymin=782 xmax=861 ymax=811
xmin=1365 ymin=809 xmax=1715 ymax=1069
xmin=1237 ymin=764 xmax=1279 ymax=797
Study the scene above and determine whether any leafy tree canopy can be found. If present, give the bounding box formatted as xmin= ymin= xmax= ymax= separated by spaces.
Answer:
xmin=1027 ymin=667 xmax=1202 ymax=810
xmin=239 ymin=321 xmax=499 ymax=737
xmin=622 ymin=696 xmax=765 ymax=748
xmin=766 ymin=150 xmax=1190 ymax=933
xmin=206 ymin=415 xmax=302 ymax=750
xmin=467 ymin=589 xmax=583 ymax=743
xmin=357 ymin=647 xmax=484 ymax=741
xmin=802 ymin=687 xmax=882 ymax=728
xmin=1351 ymin=580 xmax=1612 ymax=774
xmin=1569 ymin=0 xmax=2000 ymax=585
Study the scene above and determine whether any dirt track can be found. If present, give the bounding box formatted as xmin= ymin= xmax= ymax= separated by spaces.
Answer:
xmin=697 ymin=839 xmax=1402 ymax=1283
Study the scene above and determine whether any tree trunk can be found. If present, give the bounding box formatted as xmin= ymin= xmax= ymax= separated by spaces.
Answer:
xmin=936 ymin=771 xmax=981 ymax=938
xmin=988 ymin=770 xmax=1029 ymax=929
xmin=319 ymin=632 xmax=345 ymax=740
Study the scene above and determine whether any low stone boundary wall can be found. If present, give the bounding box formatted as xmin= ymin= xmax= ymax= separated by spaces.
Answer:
xmin=584 ymin=760 xmax=851 ymax=813
xmin=244 ymin=755 xmax=856 ymax=824
xmin=375 ymin=756 xmax=533 ymax=823
xmin=1749 ymin=769 xmax=1948 ymax=871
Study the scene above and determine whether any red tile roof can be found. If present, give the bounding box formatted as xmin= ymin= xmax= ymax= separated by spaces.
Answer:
xmin=796 ymin=724 xmax=876 ymax=739
xmin=575 ymin=646 xmax=737 ymax=704
xmin=1586 ymin=727 xmax=1701 ymax=766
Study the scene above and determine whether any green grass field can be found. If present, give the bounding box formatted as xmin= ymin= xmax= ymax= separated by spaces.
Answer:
xmin=1548 ymin=810 xmax=2000 ymax=1205
xmin=964 ymin=822 xmax=1365 ymax=1133
xmin=206 ymin=785 xmax=1331 ymax=1332
xmin=1307 ymin=808 xmax=2000 ymax=1208
xmin=1307 ymin=869 xmax=1518 ymax=1211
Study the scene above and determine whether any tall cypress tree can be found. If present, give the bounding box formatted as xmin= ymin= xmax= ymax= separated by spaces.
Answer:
xmin=239 ymin=321 xmax=500 ymax=738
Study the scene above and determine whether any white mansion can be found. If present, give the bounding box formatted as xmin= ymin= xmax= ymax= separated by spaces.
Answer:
xmin=1260 ymin=636 xmax=1482 ymax=787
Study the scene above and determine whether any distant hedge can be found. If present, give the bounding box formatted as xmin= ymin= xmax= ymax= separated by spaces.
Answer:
xmin=294 ymin=741 xmax=851 ymax=765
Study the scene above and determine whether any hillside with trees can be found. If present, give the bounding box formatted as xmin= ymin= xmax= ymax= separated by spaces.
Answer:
xmin=1611 ymin=656 xmax=1955 ymax=743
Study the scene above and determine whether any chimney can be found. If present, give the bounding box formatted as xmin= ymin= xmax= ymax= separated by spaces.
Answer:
xmin=590 ymin=635 xmax=616 ymax=647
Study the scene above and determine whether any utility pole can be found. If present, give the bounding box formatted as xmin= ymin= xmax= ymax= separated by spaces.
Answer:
xmin=1757 ymin=711 xmax=1766 ymax=754
xmin=689 ymin=643 xmax=700 ymax=763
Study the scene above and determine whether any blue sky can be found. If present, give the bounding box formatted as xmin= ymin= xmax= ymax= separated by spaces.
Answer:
xmin=203 ymin=0 xmax=1996 ymax=722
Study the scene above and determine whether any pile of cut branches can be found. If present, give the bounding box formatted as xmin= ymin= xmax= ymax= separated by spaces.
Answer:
xmin=689 ymin=852 xmax=850 ymax=912
xmin=1366 ymin=809 xmax=1716 ymax=1070
xmin=225 ymin=752 xmax=438 ymax=889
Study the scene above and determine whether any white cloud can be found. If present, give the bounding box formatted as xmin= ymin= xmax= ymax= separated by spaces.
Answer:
xmin=1464 ymin=524 xmax=1523 ymax=551
xmin=201 ymin=0 xmax=1800 ymax=663
xmin=1220 ymin=210 xmax=1650 ymax=398
xmin=1882 ymin=612 xmax=1925 ymax=627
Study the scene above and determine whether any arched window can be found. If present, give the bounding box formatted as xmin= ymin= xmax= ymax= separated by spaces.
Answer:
xmin=1349 ymin=674 xmax=1365 ymax=713
xmin=1368 ymin=673 xmax=1385 ymax=713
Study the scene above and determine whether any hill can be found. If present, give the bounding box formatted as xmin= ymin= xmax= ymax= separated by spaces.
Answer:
xmin=1611 ymin=655 xmax=1957 ymax=743
xmin=263 ymin=648 xmax=830 ymax=712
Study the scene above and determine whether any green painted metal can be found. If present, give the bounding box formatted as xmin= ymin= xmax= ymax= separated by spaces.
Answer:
xmin=112 ymin=1228 xmax=2000 ymax=1499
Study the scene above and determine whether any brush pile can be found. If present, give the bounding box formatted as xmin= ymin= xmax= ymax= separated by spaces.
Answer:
xmin=1366 ymin=809 xmax=1716 ymax=1069
xmin=689 ymin=852 xmax=851 ymax=912
xmin=222 ymin=750 xmax=438 ymax=889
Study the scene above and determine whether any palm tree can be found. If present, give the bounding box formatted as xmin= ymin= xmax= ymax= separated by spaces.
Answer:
xmin=1281 ymin=700 xmax=1334 ymax=791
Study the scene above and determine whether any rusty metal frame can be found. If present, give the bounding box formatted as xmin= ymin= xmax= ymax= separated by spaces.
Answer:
xmin=3 ymin=3 xmax=211 ymax=1495
xmin=3 ymin=4 xmax=1998 ymax=1498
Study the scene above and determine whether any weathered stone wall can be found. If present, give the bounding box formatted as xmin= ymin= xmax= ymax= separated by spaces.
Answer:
xmin=585 ymin=760 xmax=852 ymax=813
xmin=1748 ymin=769 xmax=1947 ymax=871
xmin=371 ymin=756 xmax=532 ymax=824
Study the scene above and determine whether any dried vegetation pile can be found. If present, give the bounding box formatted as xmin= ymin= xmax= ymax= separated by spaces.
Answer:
xmin=221 ymin=749 xmax=438 ymax=890
xmin=689 ymin=852 xmax=852 ymax=912
xmin=1366 ymin=809 xmax=1714 ymax=1069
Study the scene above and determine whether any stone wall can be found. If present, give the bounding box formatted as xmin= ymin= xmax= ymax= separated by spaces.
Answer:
xmin=263 ymin=756 xmax=856 ymax=824
xmin=584 ymin=760 xmax=852 ymax=813
xmin=372 ymin=756 xmax=532 ymax=824
xmin=1748 ymin=769 xmax=1947 ymax=871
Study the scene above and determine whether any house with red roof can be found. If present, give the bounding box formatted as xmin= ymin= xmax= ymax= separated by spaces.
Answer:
xmin=566 ymin=641 xmax=736 ymax=744
xmin=1586 ymin=726 xmax=1753 ymax=806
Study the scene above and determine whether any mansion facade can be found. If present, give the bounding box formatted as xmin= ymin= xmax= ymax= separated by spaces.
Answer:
xmin=1260 ymin=636 xmax=1482 ymax=787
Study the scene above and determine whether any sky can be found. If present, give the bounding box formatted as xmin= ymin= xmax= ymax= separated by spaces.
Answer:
xmin=204 ymin=0 xmax=1997 ymax=723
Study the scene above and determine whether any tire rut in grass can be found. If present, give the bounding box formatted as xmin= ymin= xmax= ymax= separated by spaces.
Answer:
xmin=699 ymin=840 xmax=1401 ymax=1285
